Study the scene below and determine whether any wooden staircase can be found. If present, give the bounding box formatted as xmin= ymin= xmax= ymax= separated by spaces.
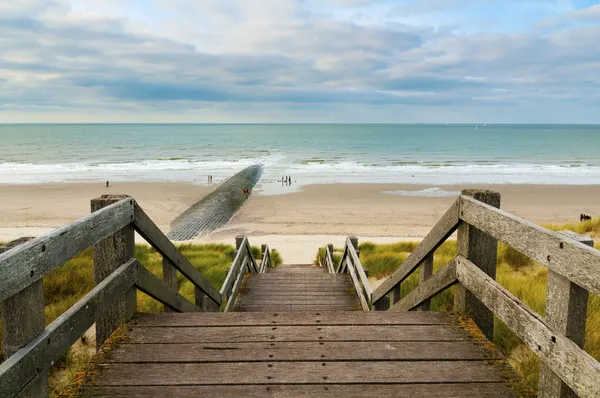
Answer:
xmin=235 ymin=264 xmax=359 ymax=312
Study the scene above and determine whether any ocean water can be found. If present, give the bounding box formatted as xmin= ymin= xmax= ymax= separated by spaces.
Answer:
xmin=1 ymin=124 xmax=600 ymax=191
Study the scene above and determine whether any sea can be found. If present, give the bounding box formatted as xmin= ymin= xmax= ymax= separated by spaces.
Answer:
xmin=1 ymin=124 xmax=600 ymax=195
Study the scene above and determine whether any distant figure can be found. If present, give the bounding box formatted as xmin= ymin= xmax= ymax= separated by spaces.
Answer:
xmin=106 ymin=180 xmax=109 ymax=188
xmin=580 ymin=213 xmax=592 ymax=222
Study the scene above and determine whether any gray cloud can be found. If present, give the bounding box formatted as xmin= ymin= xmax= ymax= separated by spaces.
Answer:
xmin=0 ymin=0 xmax=599 ymax=122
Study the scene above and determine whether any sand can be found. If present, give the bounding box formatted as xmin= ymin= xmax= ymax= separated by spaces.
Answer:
xmin=2 ymin=182 xmax=600 ymax=263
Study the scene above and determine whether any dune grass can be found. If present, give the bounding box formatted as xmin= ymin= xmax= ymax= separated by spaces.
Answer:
xmin=316 ymin=217 xmax=600 ymax=391
xmin=0 ymin=242 xmax=282 ymax=396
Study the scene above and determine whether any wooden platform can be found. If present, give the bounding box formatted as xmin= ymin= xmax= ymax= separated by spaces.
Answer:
xmin=71 ymin=264 xmax=530 ymax=397
xmin=74 ymin=311 xmax=528 ymax=397
xmin=235 ymin=264 xmax=360 ymax=312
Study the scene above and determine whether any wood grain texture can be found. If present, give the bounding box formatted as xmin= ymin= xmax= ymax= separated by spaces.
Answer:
xmin=162 ymin=256 xmax=178 ymax=313
xmin=372 ymin=198 xmax=460 ymax=303
xmin=346 ymin=237 xmax=372 ymax=298
xmin=1 ymin=280 xmax=47 ymax=398
xmin=326 ymin=244 xmax=335 ymax=273
xmin=459 ymin=195 xmax=600 ymax=296
xmin=130 ymin=311 xmax=456 ymax=327
xmin=391 ymin=259 xmax=457 ymax=312
xmin=135 ymin=265 xmax=201 ymax=313
xmin=345 ymin=257 xmax=370 ymax=311
xmin=79 ymin=383 xmax=521 ymax=398
xmin=454 ymin=190 xmax=500 ymax=341
xmin=106 ymin=340 xmax=501 ymax=362
xmin=220 ymin=238 xmax=248 ymax=298
xmin=126 ymin=325 xmax=476 ymax=343
xmin=417 ymin=253 xmax=434 ymax=311
xmin=225 ymin=260 xmax=248 ymax=313
xmin=539 ymin=232 xmax=594 ymax=398
xmin=133 ymin=203 xmax=222 ymax=305
xmin=455 ymin=255 xmax=600 ymax=398
xmin=87 ymin=361 xmax=512 ymax=385
xmin=92 ymin=195 xmax=137 ymax=350
xmin=0 ymin=260 xmax=137 ymax=398
xmin=0 ymin=198 xmax=134 ymax=301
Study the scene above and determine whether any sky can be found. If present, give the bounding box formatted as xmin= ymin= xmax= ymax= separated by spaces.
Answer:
xmin=0 ymin=0 xmax=599 ymax=123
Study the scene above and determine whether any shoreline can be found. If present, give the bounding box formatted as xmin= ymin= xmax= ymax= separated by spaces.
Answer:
xmin=2 ymin=181 xmax=600 ymax=262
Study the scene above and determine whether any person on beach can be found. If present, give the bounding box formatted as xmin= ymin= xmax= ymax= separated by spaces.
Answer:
xmin=106 ymin=180 xmax=109 ymax=188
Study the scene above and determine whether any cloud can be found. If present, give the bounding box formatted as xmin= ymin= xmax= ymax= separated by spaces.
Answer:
xmin=0 ymin=0 xmax=599 ymax=122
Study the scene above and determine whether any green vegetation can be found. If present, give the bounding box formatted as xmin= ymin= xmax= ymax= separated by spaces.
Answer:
xmin=0 ymin=242 xmax=281 ymax=396
xmin=315 ymin=218 xmax=600 ymax=391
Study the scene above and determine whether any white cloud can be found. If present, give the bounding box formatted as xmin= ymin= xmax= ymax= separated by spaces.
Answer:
xmin=0 ymin=0 xmax=599 ymax=122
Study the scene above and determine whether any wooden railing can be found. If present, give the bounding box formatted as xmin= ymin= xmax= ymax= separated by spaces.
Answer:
xmin=367 ymin=189 xmax=600 ymax=398
xmin=0 ymin=195 xmax=269 ymax=398
xmin=220 ymin=236 xmax=272 ymax=312
xmin=319 ymin=237 xmax=372 ymax=311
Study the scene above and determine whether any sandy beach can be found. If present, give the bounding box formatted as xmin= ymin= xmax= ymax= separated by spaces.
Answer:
xmin=2 ymin=182 xmax=600 ymax=262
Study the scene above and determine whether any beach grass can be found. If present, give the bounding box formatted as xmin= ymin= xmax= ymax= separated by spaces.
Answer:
xmin=0 ymin=242 xmax=281 ymax=396
xmin=315 ymin=217 xmax=600 ymax=391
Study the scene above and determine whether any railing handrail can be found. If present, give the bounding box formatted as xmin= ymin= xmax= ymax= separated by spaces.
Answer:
xmin=333 ymin=238 xmax=371 ymax=311
xmin=0 ymin=256 xmax=203 ymax=398
xmin=324 ymin=245 xmax=335 ymax=273
xmin=133 ymin=203 xmax=222 ymax=306
xmin=220 ymin=236 xmax=272 ymax=312
xmin=361 ymin=191 xmax=600 ymax=397
xmin=0 ymin=199 xmax=135 ymax=302
xmin=0 ymin=199 xmax=278 ymax=397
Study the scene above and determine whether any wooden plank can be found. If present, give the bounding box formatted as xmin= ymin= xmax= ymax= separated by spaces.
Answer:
xmin=237 ymin=298 xmax=358 ymax=306
xmin=80 ymin=383 xmax=521 ymax=397
xmin=131 ymin=311 xmax=456 ymax=327
xmin=220 ymin=239 xmax=247 ymax=298
xmin=459 ymin=195 xmax=600 ymax=296
xmin=245 ymin=241 xmax=259 ymax=274
xmin=1 ymin=280 xmax=47 ymax=397
xmin=127 ymin=325 xmax=477 ymax=343
xmin=260 ymin=245 xmax=270 ymax=273
xmin=417 ymin=253 xmax=434 ymax=311
xmin=326 ymin=244 xmax=334 ymax=274
xmin=162 ymin=256 xmax=177 ymax=313
xmin=240 ymin=291 xmax=352 ymax=297
xmin=235 ymin=305 xmax=358 ymax=312
xmin=88 ymin=361 xmax=511 ymax=385
xmin=391 ymin=259 xmax=457 ymax=312
xmin=106 ymin=341 xmax=501 ymax=362
xmin=135 ymin=265 xmax=201 ymax=313
xmin=345 ymin=257 xmax=370 ymax=311
xmin=346 ymin=237 xmax=372 ymax=298
xmin=539 ymin=232 xmax=594 ymax=398
xmin=225 ymin=261 xmax=247 ymax=313
xmin=0 ymin=260 xmax=137 ymax=398
xmin=92 ymin=195 xmax=137 ymax=350
xmin=455 ymin=255 xmax=600 ymax=398
xmin=372 ymin=198 xmax=460 ymax=303
xmin=454 ymin=190 xmax=500 ymax=341
xmin=133 ymin=204 xmax=222 ymax=305
xmin=0 ymin=198 xmax=134 ymax=301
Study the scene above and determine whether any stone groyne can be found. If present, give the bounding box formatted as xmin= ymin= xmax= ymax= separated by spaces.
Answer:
xmin=166 ymin=165 xmax=263 ymax=241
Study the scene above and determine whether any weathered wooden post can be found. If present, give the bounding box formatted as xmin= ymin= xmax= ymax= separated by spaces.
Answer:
xmin=416 ymin=254 xmax=434 ymax=311
xmin=162 ymin=256 xmax=178 ymax=313
xmin=326 ymin=244 xmax=334 ymax=270
xmin=1 ymin=240 xmax=48 ymax=396
xmin=91 ymin=194 xmax=137 ymax=350
xmin=349 ymin=236 xmax=359 ymax=257
xmin=261 ymin=244 xmax=268 ymax=269
xmin=454 ymin=189 xmax=500 ymax=340
xmin=539 ymin=231 xmax=593 ymax=398
xmin=390 ymin=284 xmax=401 ymax=307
